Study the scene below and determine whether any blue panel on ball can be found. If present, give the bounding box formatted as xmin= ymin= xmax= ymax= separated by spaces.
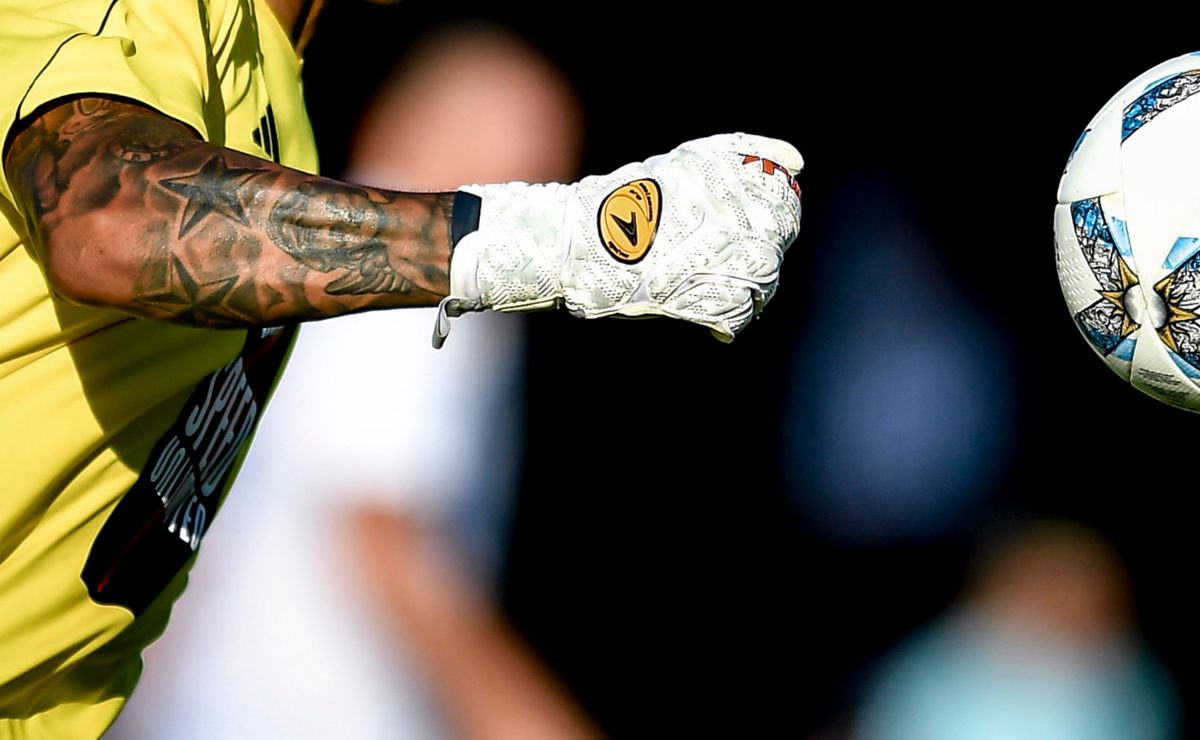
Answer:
xmin=1075 ymin=306 xmax=1126 ymax=356
xmin=1169 ymin=349 xmax=1200 ymax=379
xmin=1071 ymin=198 xmax=1124 ymax=291
xmin=1122 ymin=71 xmax=1200 ymax=141
xmin=1071 ymin=198 xmax=1138 ymax=357
xmin=1113 ymin=336 xmax=1137 ymax=361
xmin=1109 ymin=215 xmax=1133 ymax=259
xmin=1164 ymin=237 xmax=1200 ymax=270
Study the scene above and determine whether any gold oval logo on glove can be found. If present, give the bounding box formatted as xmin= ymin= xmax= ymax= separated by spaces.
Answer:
xmin=598 ymin=179 xmax=661 ymax=264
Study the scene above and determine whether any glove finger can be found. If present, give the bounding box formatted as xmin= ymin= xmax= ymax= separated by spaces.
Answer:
xmin=732 ymin=133 xmax=805 ymax=174
xmin=680 ymin=133 xmax=804 ymax=173
xmin=667 ymin=272 xmax=763 ymax=331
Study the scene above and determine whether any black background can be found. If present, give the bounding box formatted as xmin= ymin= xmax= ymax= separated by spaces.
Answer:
xmin=304 ymin=6 xmax=1198 ymax=737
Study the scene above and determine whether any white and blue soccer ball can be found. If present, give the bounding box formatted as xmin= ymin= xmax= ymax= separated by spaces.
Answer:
xmin=1056 ymin=51 xmax=1200 ymax=411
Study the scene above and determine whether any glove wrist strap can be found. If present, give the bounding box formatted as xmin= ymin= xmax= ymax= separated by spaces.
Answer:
xmin=450 ymin=190 xmax=482 ymax=249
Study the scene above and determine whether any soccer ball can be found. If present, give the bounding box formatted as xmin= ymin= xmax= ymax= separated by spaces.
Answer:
xmin=1056 ymin=51 xmax=1200 ymax=411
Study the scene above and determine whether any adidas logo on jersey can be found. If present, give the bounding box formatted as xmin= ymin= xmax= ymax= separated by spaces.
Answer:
xmin=251 ymin=104 xmax=281 ymax=163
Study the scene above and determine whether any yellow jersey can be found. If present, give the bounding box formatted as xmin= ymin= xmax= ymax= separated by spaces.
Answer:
xmin=0 ymin=1 xmax=318 ymax=736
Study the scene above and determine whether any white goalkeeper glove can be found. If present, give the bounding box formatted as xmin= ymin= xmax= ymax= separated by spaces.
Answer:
xmin=433 ymin=132 xmax=802 ymax=347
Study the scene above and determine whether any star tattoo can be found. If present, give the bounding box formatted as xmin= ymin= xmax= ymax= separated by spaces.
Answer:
xmin=160 ymin=156 xmax=266 ymax=237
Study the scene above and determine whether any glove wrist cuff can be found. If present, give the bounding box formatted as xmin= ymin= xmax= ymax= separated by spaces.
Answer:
xmin=456 ymin=181 xmax=571 ymax=312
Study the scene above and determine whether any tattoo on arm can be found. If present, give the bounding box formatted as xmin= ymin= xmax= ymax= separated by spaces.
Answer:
xmin=4 ymin=97 xmax=454 ymax=327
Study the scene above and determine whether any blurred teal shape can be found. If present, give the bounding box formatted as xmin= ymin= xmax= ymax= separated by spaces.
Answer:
xmin=854 ymin=610 xmax=1180 ymax=740
xmin=851 ymin=520 xmax=1182 ymax=740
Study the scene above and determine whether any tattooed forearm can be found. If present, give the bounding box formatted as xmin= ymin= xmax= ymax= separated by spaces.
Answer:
xmin=4 ymin=97 xmax=454 ymax=327
xmin=268 ymin=180 xmax=418 ymax=295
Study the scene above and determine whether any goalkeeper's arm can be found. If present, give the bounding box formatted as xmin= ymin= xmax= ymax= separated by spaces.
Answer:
xmin=7 ymin=97 xmax=801 ymax=338
xmin=5 ymin=96 xmax=462 ymax=327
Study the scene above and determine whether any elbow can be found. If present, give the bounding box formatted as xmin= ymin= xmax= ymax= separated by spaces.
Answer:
xmin=40 ymin=212 xmax=147 ymax=309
